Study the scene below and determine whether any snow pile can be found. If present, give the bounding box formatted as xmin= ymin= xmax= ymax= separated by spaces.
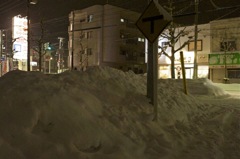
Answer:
xmin=0 ymin=66 xmax=239 ymax=159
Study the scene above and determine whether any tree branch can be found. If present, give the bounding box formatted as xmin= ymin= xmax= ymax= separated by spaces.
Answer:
xmin=175 ymin=41 xmax=190 ymax=53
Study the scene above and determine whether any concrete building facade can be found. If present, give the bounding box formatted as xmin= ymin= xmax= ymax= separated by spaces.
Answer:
xmin=68 ymin=4 xmax=240 ymax=83
xmin=209 ymin=17 xmax=240 ymax=83
xmin=158 ymin=23 xmax=211 ymax=79
xmin=157 ymin=17 xmax=240 ymax=83
xmin=68 ymin=4 xmax=146 ymax=73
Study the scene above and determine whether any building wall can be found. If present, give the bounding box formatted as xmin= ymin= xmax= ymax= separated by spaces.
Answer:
xmin=209 ymin=17 xmax=240 ymax=83
xmin=68 ymin=4 xmax=146 ymax=73
xmin=68 ymin=5 xmax=103 ymax=70
xmin=158 ymin=23 xmax=211 ymax=79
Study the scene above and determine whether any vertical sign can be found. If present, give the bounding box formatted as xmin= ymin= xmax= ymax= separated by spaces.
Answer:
xmin=12 ymin=15 xmax=28 ymax=60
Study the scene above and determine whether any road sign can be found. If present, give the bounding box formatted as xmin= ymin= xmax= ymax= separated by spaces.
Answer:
xmin=136 ymin=0 xmax=172 ymax=43
xmin=1 ymin=57 xmax=5 ymax=61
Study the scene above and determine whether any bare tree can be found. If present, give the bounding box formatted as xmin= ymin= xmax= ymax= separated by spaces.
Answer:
xmin=32 ymin=19 xmax=46 ymax=72
xmin=157 ymin=0 xmax=194 ymax=79
xmin=158 ymin=23 xmax=191 ymax=79
xmin=220 ymin=34 xmax=235 ymax=82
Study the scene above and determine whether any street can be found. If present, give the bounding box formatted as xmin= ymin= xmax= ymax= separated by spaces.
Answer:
xmin=214 ymin=83 xmax=240 ymax=97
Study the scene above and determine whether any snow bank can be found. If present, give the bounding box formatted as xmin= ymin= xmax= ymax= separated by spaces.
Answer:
xmin=0 ymin=66 xmax=239 ymax=159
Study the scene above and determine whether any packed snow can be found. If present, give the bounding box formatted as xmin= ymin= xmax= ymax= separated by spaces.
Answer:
xmin=0 ymin=66 xmax=239 ymax=159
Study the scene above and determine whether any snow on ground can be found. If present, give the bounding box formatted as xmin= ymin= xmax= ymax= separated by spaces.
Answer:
xmin=0 ymin=66 xmax=239 ymax=159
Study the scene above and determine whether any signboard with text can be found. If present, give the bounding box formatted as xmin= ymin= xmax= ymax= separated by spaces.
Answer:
xmin=209 ymin=53 xmax=240 ymax=65
xmin=12 ymin=15 xmax=28 ymax=60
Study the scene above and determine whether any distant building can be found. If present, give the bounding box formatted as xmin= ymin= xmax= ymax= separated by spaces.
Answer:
xmin=157 ymin=17 xmax=240 ymax=83
xmin=158 ymin=23 xmax=211 ymax=79
xmin=209 ymin=17 xmax=240 ymax=83
xmin=68 ymin=4 xmax=146 ymax=73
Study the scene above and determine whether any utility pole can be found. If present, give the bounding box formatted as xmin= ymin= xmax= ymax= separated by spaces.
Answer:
xmin=193 ymin=0 xmax=199 ymax=79
xmin=27 ymin=1 xmax=30 ymax=71
xmin=58 ymin=37 xmax=64 ymax=73
xmin=27 ymin=0 xmax=37 ymax=71
xmin=71 ymin=11 xmax=75 ymax=70
xmin=0 ymin=30 xmax=2 ymax=77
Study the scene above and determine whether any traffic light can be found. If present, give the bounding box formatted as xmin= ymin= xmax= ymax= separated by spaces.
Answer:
xmin=44 ymin=42 xmax=54 ymax=50
xmin=44 ymin=42 xmax=49 ymax=50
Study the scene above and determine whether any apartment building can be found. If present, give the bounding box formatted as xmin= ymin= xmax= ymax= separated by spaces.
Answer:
xmin=68 ymin=4 xmax=146 ymax=73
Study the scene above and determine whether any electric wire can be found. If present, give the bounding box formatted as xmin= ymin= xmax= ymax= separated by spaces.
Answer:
xmin=1 ymin=0 xmax=239 ymax=43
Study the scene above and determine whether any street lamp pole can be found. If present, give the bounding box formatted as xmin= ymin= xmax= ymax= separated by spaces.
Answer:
xmin=193 ymin=0 xmax=199 ymax=79
xmin=27 ymin=1 xmax=30 ymax=71
xmin=27 ymin=0 xmax=37 ymax=71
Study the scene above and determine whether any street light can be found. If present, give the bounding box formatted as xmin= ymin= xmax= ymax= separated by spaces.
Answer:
xmin=49 ymin=57 xmax=52 ymax=74
xmin=27 ymin=0 xmax=37 ymax=71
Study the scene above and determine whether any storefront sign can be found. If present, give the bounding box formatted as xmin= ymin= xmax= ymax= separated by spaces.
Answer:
xmin=12 ymin=15 xmax=28 ymax=60
xmin=209 ymin=53 xmax=240 ymax=65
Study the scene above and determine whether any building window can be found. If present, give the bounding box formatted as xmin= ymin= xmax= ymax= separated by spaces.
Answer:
xmin=120 ymin=50 xmax=127 ymax=55
xmin=228 ymin=69 xmax=240 ymax=78
xmin=126 ymin=38 xmax=138 ymax=44
xmin=79 ymin=31 xmax=93 ymax=39
xmin=120 ymin=18 xmax=128 ymax=23
xmin=138 ymin=37 xmax=144 ymax=42
xmin=120 ymin=33 xmax=129 ymax=39
xmin=126 ymin=52 xmax=137 ymax=61
xmin=188 ymin=40 xmax=202 ymax=51
xmin=220 ymin=41 xmax=236 ymax=51
xmin=69 ymin=39 xmax=72 ymax=48
xmin=80 ymin=18 xmax=86 ymax=23
xmin=87 ymin=31 xmax=93 ymax=39
xmin=162 ymin=41 xmax=169 ymax=47
xmin=79 ymin=32 xmax=86 ymax=39
xmin=87 ymin=15 xmax=93 ymax=22
xmin=85 ymin=48 xmax=92 ymax=55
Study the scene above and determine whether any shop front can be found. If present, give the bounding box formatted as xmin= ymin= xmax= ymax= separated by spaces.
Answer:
xmin=209 ymin=52 xmax=240 ymax=83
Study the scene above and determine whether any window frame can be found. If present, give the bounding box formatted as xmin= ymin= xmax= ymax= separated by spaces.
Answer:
xmin=188 ymin=40 xmax=202 ymax=51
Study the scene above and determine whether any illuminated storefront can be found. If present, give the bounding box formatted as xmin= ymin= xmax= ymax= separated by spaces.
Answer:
xmin=210 ymin=17 xmax=240 ymax=83
xmin=209 ymin=52 xmax=240 ymax=83
xmin=156 ymin=23 xmax=210 ymax=79
xmin=12 ymin=15 xmax=28 ymax=71
xmin=158 ymin=51 xmax=207 ymax=79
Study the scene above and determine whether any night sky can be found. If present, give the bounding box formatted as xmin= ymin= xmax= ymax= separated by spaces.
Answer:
xmin=0 ymin=0 xmax=239 ymax=44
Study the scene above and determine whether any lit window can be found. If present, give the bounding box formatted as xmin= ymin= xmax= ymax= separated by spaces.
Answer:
xmin=87 ymin=15 xmax=93 ymax=22
xmin=138 ymin=37 xmax=145 ymax=42
xmin=120 ymin=18 xmax=128 ymax=23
